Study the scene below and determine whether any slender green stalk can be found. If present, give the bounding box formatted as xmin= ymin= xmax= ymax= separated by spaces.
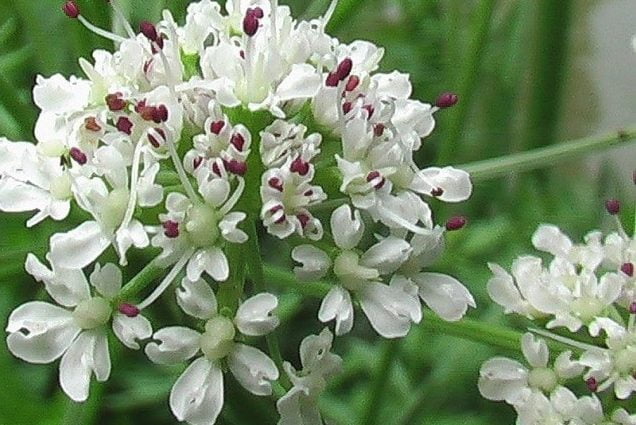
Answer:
xmin=326 ymin=0 xmax=365 ymax=33
xmin=263 ymin=264 xmax=332 ymax=298
xmin=459 ymin=128 xmax=636 ymax=181
xmin=245 ymin=219 xmax=291 ymax=389
xmin=116 ymin=258 xmax=166 ymax=302
xmin=358 ymin=340 xmax=399 ymax=425
xmin=437 ymin=0 xmax=496 ymax=165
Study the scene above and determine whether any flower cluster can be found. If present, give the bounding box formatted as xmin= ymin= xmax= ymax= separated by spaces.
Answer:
xmin=478 ymin=201 xmax=636 ymax=424
xmin=1 ymin=0 xmax=474 ymax=423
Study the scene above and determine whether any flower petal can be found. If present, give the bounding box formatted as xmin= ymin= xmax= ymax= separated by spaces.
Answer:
xmin=228 ymin=343 xmax=279 ymax=396
xmin=59 ymin=330 xmax=110 ymax=402
xmin=330 ymin=204 xmax=364 ymax=250
xmin=410 ymin=167 xmax=472 ymax=202
xmin=358 ymin=282 xmax=422 ymax=338
xmin=413 ymin=272 xmax=475 ymax=321
xmin=49 ymin=221 xmax=111 ymax=269
xmin=176 ymin=277 xmax=218 ymax=320
xmin=291 ymin=245 xmax=331 ymax=281
xmin=112 ymin=314 xmax=153 ymax=350
xmin=145 ymin=326 xmax=201 ymax=365
xmin=318 ymin=286 xmax=354 ymax=336
xmin=235 ymin=293 xmax=280 ymax=336
xmin=170 ymin=357 xmax=224 ymax=425
xmin=89 ymin=263 xmax=122 ymax=300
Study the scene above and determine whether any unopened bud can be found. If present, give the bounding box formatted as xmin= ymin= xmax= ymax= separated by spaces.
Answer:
xmin=62 ymin=0 xmax=80 ymax=18
xmin=435 ymin=92 xmax=459 ymax=108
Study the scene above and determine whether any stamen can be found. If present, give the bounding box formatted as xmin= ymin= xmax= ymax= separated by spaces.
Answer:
xmin=118 ymin=303 xmax=140 ymax=318
xmin=373 ymin=123 xmax=385 ymax=137
xmin=445 ymin=216 xmax=467 ymax=231
xmin=84 ymin=117 xmax=102 ymax=132
xmin=336 ymin=58 xmax=353 ymax=81
xmin=435 ymin=92 xmax=459 ymax=109
xmin=366 ymin=171 xmax=385 ymax=189
xmin=193 ymin=156 xmax=203 ymax=170
xmin=69 ymin=147 xmax=88 ymax=165
xmin=268 ymin=177 xmax=283 ymax=192
xmin=118 ymin=140 xmax=144 ymax=233
xmin=431 ymin=187 xmax=444 ymax=197
xmin=116 ymin=116 xmax=133 ymax=135
xmin=346 ymin=75 xmax=360 ymax=92
xmin=210 ymin=120 xmax=225 ymax=135
xmin=230 ymin=133 xmax=246 ymax=151
xmin=621 ymin=262 xmax=634 ymax=277
xmin=325 ymin=72 xmax=339 ymax=87
xmin=62 ymin=1 xmax=80 ymax=19
xmin=243 ymin=11 xmax=260 ymax=37
xmin=108 ymin=0 xmax=137 ymax=39
xmin=530 ymin=327 xmax=603 ymax=352
xmin=585 ymin=377 xmax=598 ymax=392
xmin=148 ymin=128 xmax=166 ymax=148
xmin=77 ymin=15 xmax=128 ymax=44
xmin=290 ymin=157 xmax=310 ymax=176
xmin=297 ymin=213 xmax=310 ymax=229
xmin=605 ymin=199 xmax=620 ymax=215
xmin=140 ymin=21 xmax=159 ymax=42
xmin=162 ymin=220 xmax=180 ymax=238
xmin=226 ymin=159 xmax=247 ymax=176
xmin=137 ymin=249 xmax=194 ymax=310
xmin=106 ymin=93 xmax=127 ymax=111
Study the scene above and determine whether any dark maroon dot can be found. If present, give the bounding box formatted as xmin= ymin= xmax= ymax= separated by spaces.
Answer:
xmin=325 ymin=72 xmax=339 ymax=87
xmin=621 ymin=262 xmax=634 ymax=277
xmin=226 ymin=160 xmax=247 ymax=176
xmin=248 ymin=7 xmax=264 ymax=18
xmin=105 ymin=93 xmax=126 ymax=111
xmin=363 ymin=104 xmax=374 ymax=119
xmin=336 ymin=58 xmax=353 ymax=81
xmin=290 ymin=157 xmax=310 ymax=176
xmin=148 ymin=128 xmax=166 ymax=148
xmin=230 ymin=133 xmax=246 ymax=151
xmin=118 ymin=303 xmax=141 ymax=318
xmin=346 ymin=75 xmax=360 ymax=92
xmin=62 ymin=0 xmax=80 ymax=18
xmin=304 ymin=190 xmax=314 ymax=196
xmin=446 ymin=216 xmax=467 ymax=231
xmin=84 ymin=117 xmax=102 ymax=132
xmin=243 ymin=12 xmax=259 ymax=36
xmin=435 ymin=92 xmax=459 ymax=108
xmin=605 ymin=199 xmax=620 ymax=215
xmin=268 ymin=178 xmax=283 ymax=192
xmin=373 ymin=123 xmax=385 ymax=137
xmin=211 ymin=161 xmax=222 ymax=176
xmin=630 ymin=302 xmax=636 ymax=314
xmin=193 ymin=156 xmax=203 ymax=170
xmin=431 ymin=187 xmax=444 ymax=197
xmin=152 ymin=105 xmax=168 ymax=123
xmin=297 ymin=213 xmax=310 ymax=229
xmin=69 ymin=147 xmax=87 ymax=165
xmin=586 ymin=377 xmax=598 ymax=392
xmin=342 ymin=102 xmax=353 ymax=114
xmin=162 ymin=220 xmax=180 ymax=238
xmin=210 ymin=120 xmax=225 ymax=135
xmin=116 ymin=117 xmax=133 ymax=135
xmin=139 ymin=21 xmax=158 ymax=42
xmin=366 ymin=171 xmax=385 ymax=189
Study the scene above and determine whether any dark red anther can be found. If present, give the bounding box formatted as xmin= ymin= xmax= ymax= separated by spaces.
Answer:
xmin=290 ymin=157 xmax=310 ymax=176
xmin=151 ymin=36 xmax=164 ymax=53
xmin=105 ymin=93 xmax=126 ymax=111
xmin=586 ymin=377 xmax=598 ymax=392
xmin=345 ymin=75 xmax=360 ymax=92
xmin=162 ymin=220 xmax=180 ymax=238
xmin=62 ymin=0 xmax=80 ymax=18
xmin=148 ymin=128 xmax=166 ymax=148
xmin=297 ymin=213 xmax=310 ymax=229
xmin=69 ymin=147 xmax=87 ymax=165
xmin=84 ymin=117 xmax=102 ymax=132
xmin=325 ymin=72 xmax=339 ymax=87
xmin=210 ymin=120 xmax=225 ymax=135
xmin=211 ymin=161 xmax=222 ymax=176
xmin=621 ymin=262 xmax=634 ymax=277
xmin=230 ymin=133 xmax=246 ymax=151
xmin=270 ymin=205 xmax=285 ymax=224
xmin=140 ymin=21 xmax=159 ymax=42
xmin=431 ymin=187 xmax=444 ymax=197
xmin=193 ymin=156 xmax=203 ymax=170
xmin=268 ymin=177 xmax=283 ymax=192
xmin=239 ymin=50 xmax=245 ymax=59
xmin=243 ymin=12 xmax=259 ymax=37
xmin=630 ymin=302 xmax=636 ymax=314
xmin=605 ymin=199 xmax=620 ymax=215
xmin=435 ymin=92 xmax=459 ymax=108
xmin=138 ymin=104 xmax=155 ymax=121
xmin=445 ymin=216 xmax=467 ymax=231
xmin=336 ymin=58 xmax=353 ymax=81
xmin=304 ymin=190 xmax=314 ymax=196
xmin=248 ymin=7 xmax=264 ymax=19
xmin=226 ymin=159 xmax=247 ymax=176
xmin=363 ymin=104 xmax=374 ymax=118
xmin=342 ymin=101 xmax=353 ymax=114
xmin=118 ymin=303 xmax=141 ymax=318
xmin=116 ymin=117 xmax=133 ymax=135
xmin=373 ymin=123 xmax=385 ymax=137
xmin=152 ymin=105 xmax=169 ymax=123
xmin=366 ymin=171 xmax=385 ymax=189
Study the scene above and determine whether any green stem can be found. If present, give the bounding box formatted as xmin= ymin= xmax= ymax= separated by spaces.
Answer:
xmin=116 ymin=258 xmax=166 ymax=303
xmin=217 ymin=242 xmax=246 ymax=314
xmin=437 ymin=0 xmax=496 ymax=165
xmin=358 ymin=340 xmax=399 ymax=425
xmin=460 ymin=128 xmax=636 ymax=181
xmin=245 ymin=220 xmax=292 ymax=389
xmin=263 ymin=264 xmax=332 ymax=298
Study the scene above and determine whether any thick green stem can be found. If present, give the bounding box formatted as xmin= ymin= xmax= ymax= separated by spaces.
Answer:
xmin=460 ymin=128 xmax=636 ymax=181
xmin=437 ymin=0 xmax=496 ymax=165
xmin=358 ymin=340 xmax=399 ymax=425
xmin=116 ymin=258 xmax=166 ymax=303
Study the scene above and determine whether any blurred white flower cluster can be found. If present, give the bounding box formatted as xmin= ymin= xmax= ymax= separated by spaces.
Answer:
xmin=0 ymin=0 xmax=474 ymax=423
xmin=479 ymin=204 xmax=636 ymax=424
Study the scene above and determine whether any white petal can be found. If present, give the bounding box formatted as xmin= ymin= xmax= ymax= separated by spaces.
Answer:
xmin=477 ymin=357 xmax=529 ymax=404
xmin=410 ymin=167 xmax=472 ymax=202
xmin=89 ymin=263 xmax=122 ymax=300
xmin=486 ymin=263 xmax=528 ymax=315
xmin=0 ymin=178 xmax=50 ymax=214
xmin=276 ymin=64 xmax=321 ymax=101
xmin=531 ymin=224 xmax=572 ymax=258
xmin=145 ymin=327 xmax=201 ymax=365
xmin=176 ymin=277 xmax=218 ymax=320
xmin=330 ymin=204 xmax=364 ymax=250
xmin=361 ymin=236 xmax=411 ymax=275
xmin=6 ymin=301 xmax=79 ymax=363
xmin=318 ymin=286 xmax=354 ymax=336
xmin=59 ymin=330 xmax=110 ymax=402
xmin=33 ymin=74 xmax=90 ymax=113
xmin=25 ymin=254 xmax=90 ymax=308
xmin=199 ymin=178 xmax=230 ymax=207
xmin=235 ymin=293 xmax=280 ymax=336
xmin=170 ymin=357 xmax=224 ymax=425
xmin=228 ymin=343 xmax=279 ymax=396
xmin=112 ymin=314 xmax=153 ymax=350
xmin=359 ymin=282 xmax=422 ymax=338
xmin=521 ymin=333 xmax=549 ymax=368
xmin=413 ymin=273 xmax=475 ymax=321
xmin=219 ymin=212 xmax=248 ymax=243
xmin=203 ymin=247 xmax=229 ymax=282
xmin=291 ymin=245 xmax=331 ymax=281
xmin=49 ymin=221 xmax=111 ymax=269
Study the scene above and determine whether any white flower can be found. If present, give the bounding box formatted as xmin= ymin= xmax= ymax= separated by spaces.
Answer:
xmin=6 ymin=256 xmax=151 ymax=401
xmin=260 ymin=120 xmax=322 ymax=168
xmin=514 ymin=388 xmax=577 ymax=425
xmin=146 ymin=280 xmax=279 ymax=425
xmin=292 ymin=204 xmax=421 ymax=338
xmin=277 ymin=328 xmax=342 ymax=425
xmin=478 ymin=333 xmax=583 ymax=406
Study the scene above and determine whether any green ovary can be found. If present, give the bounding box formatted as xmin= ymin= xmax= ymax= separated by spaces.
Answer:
xmin=185 ymin=204 xmax=220 ymax=248
xmin=72 ymin=297 xmax=112 ymax=329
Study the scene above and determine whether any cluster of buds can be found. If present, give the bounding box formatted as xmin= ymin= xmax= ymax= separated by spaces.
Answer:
xmin=0 ymin=1 xmax=473 ymax=424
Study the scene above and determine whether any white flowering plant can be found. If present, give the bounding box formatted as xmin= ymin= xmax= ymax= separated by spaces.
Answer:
xmin=0 ymin=1 xmax=635 ymax=425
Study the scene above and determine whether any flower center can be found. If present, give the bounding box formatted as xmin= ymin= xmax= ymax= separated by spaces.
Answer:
xmin=614 ymin=346 xmax=636 ymax=375
xmin=200 ymin=316 xmax=236 ymax=361
xmin=99 ymin=187 xmax=130 ymax=230
xmin=571 ymin=297 xmax=605 ymax=323
xmin=333 ymin=250 xmax=379 ymax=290
xmin=49 ymin=173 xmax=73 ymax=200
xmin=185 ymin=204 xmax=220 ymax=247
xmin=527 ymin=367 xmax=558 ymax=393
xmin=72 ymin=297 xmax=112 ymax=329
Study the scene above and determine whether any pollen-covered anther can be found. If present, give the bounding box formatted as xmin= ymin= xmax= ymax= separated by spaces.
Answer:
xmin=268 ymin=177 xmax=283 ymax=192
xmin=230 ymin=133 xmax=245 ymax=151
xmin=148 ymin=128 xmax=166 ymax=148
xmin=290 ymin=157 xmax=310 ymax=176
xmin=435 ymin=92 xmax=459 ymax=108
xmin=62 ymin=0 xmax=80 ymax=18
xmin=446 ymin=216 xmax=467 ymax=231
xmin=605 ymin=199 xmax=620 ymax=215
xmin=366 ymin=171 xmax=385 ymax=189
xmin=162 ymin=220 xmax=180 ymax=238
xmin=336 ymin=58 xmax=353 ymax=81
xmin=84 ymin=116 xmax=102 ymax=132
xmin=226 ymin=159 xmax=247 ymax=176
xmin=69 ymin=147 xmax=88 ymax=165
xmin=209 ymin=120 xmax=225 ymax=135
xmin=118 ymin=303 xmax=141 ymax=318
xmin=621 ymin=262 xmax=634 ymax=277
xmin=586 ymin=377 xmax=598 ymax=392
xmin=116 ymin=116 xmax=133 ymax=135
xmin=105 ymin=92 xmax=126 ymax=111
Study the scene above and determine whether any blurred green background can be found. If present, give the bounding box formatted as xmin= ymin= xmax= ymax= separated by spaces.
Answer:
xmin=1 ymin=0 xmax=635 ymax=424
